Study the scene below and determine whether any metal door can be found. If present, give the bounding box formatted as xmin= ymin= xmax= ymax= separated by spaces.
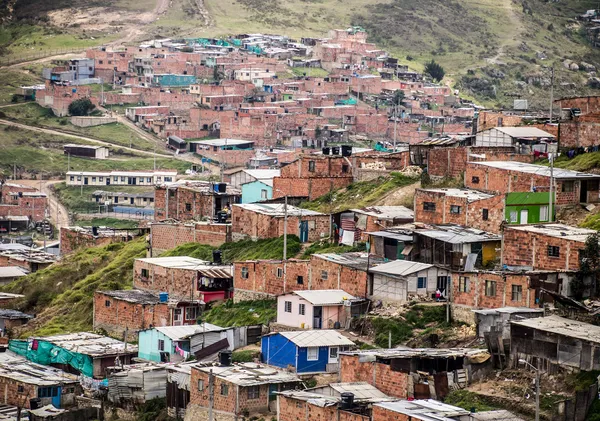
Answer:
xmin=520 ymin=209 xmax=528 ymax=224
xmin=299 ymin=221 xmax=309 ymax=242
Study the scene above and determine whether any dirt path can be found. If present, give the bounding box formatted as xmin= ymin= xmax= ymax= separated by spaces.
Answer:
xmin=485 ymin=0 xmax=524 ymax=65
xmin=17 ymin=179 xmax=70 ymax=230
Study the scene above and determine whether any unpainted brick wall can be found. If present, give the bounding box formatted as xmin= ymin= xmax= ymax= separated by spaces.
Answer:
xmin=339 ymin=354 xmax=408 ymax=399
xmin=233 ymin=260 xmax=310 ymax=296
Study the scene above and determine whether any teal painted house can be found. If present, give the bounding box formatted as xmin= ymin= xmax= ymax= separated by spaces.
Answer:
xmin=152 ymin=74 xmax=197 ymax=87
xmin=138 ymin=325 xmax=198 ymax=362
xmin=241 ymin=179 xmax=273 ymax=203
xmin=505 ymin=192 xmax=555 ymax=225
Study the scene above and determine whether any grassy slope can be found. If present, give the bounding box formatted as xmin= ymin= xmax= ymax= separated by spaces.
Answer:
xmin=0 ymin=70 xmax=42 ymax=105
xmin=0 ymin=124 xmax=190 ymax=178
xmin=74 ymin=217 xmax=140 ymax=229
xmin=301 ymin=173 xmax=418 ymax=213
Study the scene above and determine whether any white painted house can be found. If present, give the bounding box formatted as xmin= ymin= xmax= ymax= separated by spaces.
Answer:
xmin=276 ymin=290 xmax=355 ymax=330
xmin=66 ymin=170 xmax=177 ymax=186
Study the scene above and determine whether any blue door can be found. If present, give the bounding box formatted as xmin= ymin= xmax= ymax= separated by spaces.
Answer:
xmin=299 ymin=221 xmax=309 ymax=242
xmin=52 ymin=386 xmax=61 ymax=408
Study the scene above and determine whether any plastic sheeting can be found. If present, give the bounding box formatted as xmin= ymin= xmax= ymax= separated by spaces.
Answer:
xmin=9 ymin=339 xmax=95 ymax=378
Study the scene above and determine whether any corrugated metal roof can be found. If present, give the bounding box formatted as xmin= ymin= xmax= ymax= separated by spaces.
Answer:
xmin=34 ymin=332 xmax=137 ymax=357
xmin=511 ymin=315 xmax=600 ymax=343
xmin=369 ymin=260 xmax=433 ymax=277
xmin=350 ymin=206 xmax=414 ymax=220
xmin=195 ymin=362 xmax=301 ymax=386
xmin=291 ymin=290 xmax=355 ymax=305
xmin=0 ymin=360 xmax=79 ymax=386
xmin=472 ymin=307 xmax=544 ymax=315
xmin=0 ymin=309 xmax=33 ymax=320
xmin=0 ymin=266 xmax=29 ymax=278
xmin=154 ymin=323 xmax=225 ymax=340
xmin=328 ymin=382 xmax=391 ymax=400
xmin=313 ymin=252 xmax=385 ymax=270
xmin=374 ymin=400 xmax=470 ymax=421
xmin=197 ymin=267 xmax=233 ymax=278
xmin=415 ymin=224 xmax=500 ymax=244
xmin=418 ymin=188 xmax=494 ymax=203
xmin=137 ymin=256 xmax=209 ymax=269
xmin=277 ymin=330 xmax=355 ymax=347
xmin=243 ymin=169 xmax=280 ymax=180
xmin=469 ymin=161 xmax=600 ymax=179
xmin=342 ymin=347 xmax=490 ymax=359
xmin=234 ymin=203 xmax=324 ymax=217
xmin=494 ymin=126 xmax=555 ymax=138
xmin=366 ymin=231 xmax=413 ymax=242
xmin=506 ymin=223 xmax=594 ymax=242
xmin=188 ymin=138 xmax=254 ymax=147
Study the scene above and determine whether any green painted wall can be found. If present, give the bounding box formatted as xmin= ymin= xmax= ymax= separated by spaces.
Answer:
xmin=505 ymin=192 xmax=555 ymax=224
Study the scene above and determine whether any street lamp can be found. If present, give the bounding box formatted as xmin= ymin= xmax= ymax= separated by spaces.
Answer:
xmin=519 ymin=359 xmax=540 ymax=421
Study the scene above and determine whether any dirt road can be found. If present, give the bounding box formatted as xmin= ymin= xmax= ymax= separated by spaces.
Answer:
xmin=17 ymin=179 xmax=70 ymax=230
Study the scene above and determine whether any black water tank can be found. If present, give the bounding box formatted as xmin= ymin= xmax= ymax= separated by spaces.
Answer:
xmin=322 ymin=147 xmax=330 ymax=155
xmin=220 ymin=350 xmax=232 ymax=366
xmin=30 ymin=398 xmax=42 ymax=410
xmin=341 ymin=145 xmax=352 ymax=157
xmin=340 ymin=393 xmax=354 ymax=410
xmin=213 ymin=249 xmax=222 ymax=264
xmin=332 ymin=146 xmax=340 ymax=155
xmin=92 ymin=226 xmax=99 ymax=236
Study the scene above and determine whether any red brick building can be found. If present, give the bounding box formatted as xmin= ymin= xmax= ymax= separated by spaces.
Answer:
xmin=335 ymin=206 xmax=414 ymax=242
xmin=149 ymin=222 xmax=231 ymax=256
xmin=309 ymin=253 xmax=384 ymax=297
xmin=414 ymin=188 xmax=504 ymax=234
xmin=502 ymin=224 xmax=595 ymax=271
xmin=233 ymin=259 xmax=310 ymax=301
xmin=465 ymin=161 xmax=600 ymax=206
xmin=154 ymin=181 xmax=241 ymax=221
xmin=231 ymin=203 xmax=329 ymax=243
xmin=272 ymin=155 xmax=354 ymax=200
xmin=133 ymin=256 xmax=233 ymax=303
xmin=0 ymin=247 xmax=56 ymax=272
xmin=187 ymin=363 xmax=301 ymax=420
xmin=60 ymin=226 xmax=139 ymax=255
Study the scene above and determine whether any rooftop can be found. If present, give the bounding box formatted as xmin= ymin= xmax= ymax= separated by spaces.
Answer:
xmin=418 ymin=188 xmax=495 ymax=202
xmin=153 ymin=323 xmax=225 ymax=340
xmin=341 ymin=347 xmax=490 ymax=360
xmin=492 ymin=126 xmax=555 ymax=139
xmin=242 ymin=169 xmax=280 ymax=180
xmin=136 ymin=256 xmax=209 ymax=269
xmin=63 ymin=226 xmax=137 ymax=236
xmin=468 ymin=161 xmax=600 ymax=180
xmin=0 ymin=309 xmax=33 ymax=320
xmin=0 ymin=359 xmax=79 ymax=386
xmin=374 ymin=400 xmax=470 ymax=421
xmin=369 ymin=260 xmax=434 ymax=277
xmin=0 ymin=266 xmax=29 ymax=278
xmin=0 ymin=247 xmax=58 ymax=264
xmin=188 ymin=138 xmax=254 ymax=147
xmin=415 ymin=224 xmax=501 ymax=244
xmin=313 ymin=252 xmax=386 ymax=270
xmin=349 ymin=206 xmax=414 ymax=220
xmin=472 ymin=307 xmax=545 ymax=315
xmin=66 ymin=170 xmax=177 ymax=176
xmin=195 ymin=362 xmax=300 ymax=386
xmin=279 ymin=382 xmax=394 ymax=406
xmin=289 ymin=289 xmax=356 ymax=305
xmin=233 ymin=203 xmax=324 ymax=217
xmin=99 ymin=289 xmax=162 ymax=305
xmin=505 ymin=223 xmax=595 ymax=242
xmin=63 ymin=144 xmax=108 ymax=150
xmin=160 ymin=180 xmax=241 ymax=195
xmin=33 ymin=332 xmax=137 ymax=357
xmin=511 ymin=315 xmax=600 ymax=343
xmin=272 ymin=330 xmax=355 ymax=348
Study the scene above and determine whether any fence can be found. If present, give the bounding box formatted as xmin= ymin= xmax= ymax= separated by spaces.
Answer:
xmin=0 ymin=47 xmax=93 ymax=68
xmin=72 ymin=205 xmax=155 ymax=221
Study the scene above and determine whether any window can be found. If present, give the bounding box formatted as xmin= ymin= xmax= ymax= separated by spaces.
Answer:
xmin=321 ymin=270 xmax=328 ymax=280
xmin=562 ymin=181 xmax=575 ymax=192
xmin=284 ymin=301 xmax=292 ymax=313
xmin=165 ymin=177 xmax=173 ymax=182
xmin=307 ymin=347 xmax=319 ymax=360
xmin=141 ymin=268 xmax=149 ymax=279
xmin=261 ymin=189 xmax=268 ymax=199
xmin=485 ymin=280 xmax=496 ymax=297
xmin=342 ymin=164 xmax=349 ymax=173
xmin=197 ymin=380 xmax=204 ymax=391
xmin=299 ymin=303 xmax=305 ymax=315
xmin=221 ymin=384 xmax=229 ymax=396
xmin=113 ymin=176 xmax=118 ymax=182
xmin=329 ymin=347 xmax=338 ymax=359
xmin=158 ymin=339 xmax=165 ymax=351
xmin=417 ymin=277 xmax=427 ymax=289
xmin=276 ymin=268 xmax=283 ymax=278
xmin=185 ymin=306 xmax=198 ymax=320
xmin=482 ymin=209 xmax=489 ymax=221
xmin=297 ymin=275 xmax=304 ymax=285
xmin=471 ymin=176 xmax=480 ymax=184
xmin=540 ymin=205 xmax=549 ymax=222
xmin=308 ymin=161 xmax=316 ymax=172
xmin=512 ymin=285 xmax=523 ymax=301
xmin=70 ymin=176 xmax=74 ymax=181
xmin=147 ymin=177 xmax=152 ymax=183
xmin=17 ymin=385 xmax=24 ymax=393
xmin=509 ymin=211 xmax=518 ymax=223
xmin=241 ymin=267 xmax=249 ymax=279
xmin=77 ymin=176 xmax=82 ymax=181
xmin=247 ymin=386 xmax=260 ymax=400
xmin=458 ymin=276 xmax=469 ymax=293
xmin=423 ymin=202 xmax=436 ymax=212
xmin=450 ymin=205 xmax=461 ymax=214
xmin=185 ymin=203 xmax=192 ymax=212
xmin=548 ymin=246 xmax=560 ymax=258
xmin=139 ymin=177 xmax=144 ymax=184
xmin=105 ymin=300 xmax=111 ymax=307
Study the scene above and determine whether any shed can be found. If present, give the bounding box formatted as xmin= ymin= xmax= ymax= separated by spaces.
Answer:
xmin=261 ymin=330 xmax=355 ymax=374
xmin=472 ymin=307 xmax=544 ymax=339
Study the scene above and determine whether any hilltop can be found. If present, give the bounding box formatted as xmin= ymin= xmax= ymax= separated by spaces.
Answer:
xmin=3 ymin=0 xmax=600 ymax=107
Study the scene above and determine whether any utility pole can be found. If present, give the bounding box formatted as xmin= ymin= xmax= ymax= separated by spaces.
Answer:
xmin=393 ymin=104 xmax=398 ymax=152
xmin=208 ymin=369 xmax=214 ymax=421
xmin=549 ymin=66 xmax=555 ymax=123
xmin=549 ymin=153 xmax=554 ymax=222
xmin=283 ymin=195 xmax=288 ymax=261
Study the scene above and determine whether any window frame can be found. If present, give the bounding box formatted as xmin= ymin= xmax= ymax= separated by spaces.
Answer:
xmin=158 ymin=339 xmax=165 ymax=351
xmin=185 ymin=306 xmax=198 ymax=321
xmin=450 ymin=205 xmax=461 ymax=214
xmin=284 ymin=301 xmax=292 ymax=313
xmin=485 ymin=280 xmax=497 ymax=297
xmin=197 ymin=380 xmax=204 ymax=391
xmin=423 ymin=201 xmax=436 ymax=212
xmin=299 ymin=303 xmax=306 ymax=315
xmin=241 ymin=267 xmax=249 ymax=279
xmin=321 ymin=270 xmax=328 ymax=280
xmin=276 ymin=268 xmax=283 ymax=278
xmin=417 ymin=277 xmax=427 ymax=289
xmin=548 ymin=245 xmax=560 ymax=258
xmin=458 ymin=276 xmax=469 ymax=293
xmin=511 ymin=285 xmax=523 ymax=302
xmin=221 ymin=384 xmax=229 ymax=396
xmin=482 ymin=209 xmax=489 ymax=221
xmin=247 ymin=385 xmax=260 ymax=400
xmin=306 ymin=346 xmax=319 ymax=361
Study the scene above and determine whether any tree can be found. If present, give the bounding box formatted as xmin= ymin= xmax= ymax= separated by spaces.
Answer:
xmin=424 ymin=60 xmax=445 ymax=82
xmin=392 ymin=89 xmax=405 ymax=106
xmin=578 ymin=232 xmax=600 ymax=296
xmin=68 ymin=98 xmax=95 ymax=116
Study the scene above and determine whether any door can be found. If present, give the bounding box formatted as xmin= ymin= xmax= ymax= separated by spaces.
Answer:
xmin=328 ymin=347 xmax=339 ymax=364
xmin=173 ymin=308 xmax=183 ymax=326
xmin=580 ymin=180 xmax=589 ymax=203
xmin=130 ymin=197 xmax=134 ymax=205
xmin=313 ymin=306 xmax=322 ymax=329
xmin=520 ymin=209 xmax=528 ymax=224
xmin=52 ymin=386 xmax=61 ymax=408
xmin=436 ymin=276 xmax=449 ymax=297
xmin=299 ymin=221 xmax=309 ymax=242
xmin=106 ymin=178 xmax=110 ymax=185
xmin=128 ymin=177 xmax=137 ymax=185
xmin=84 ymin=177 xmax=89 ymax=185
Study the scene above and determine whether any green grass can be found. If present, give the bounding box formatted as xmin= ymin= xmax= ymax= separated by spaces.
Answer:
xmin=202 ymin=299 xmax=277 ymax=327
xmin=548 ymin=151 xmax=600 ymax=173
xmin=0 ymin=70 xmax=42 ymax=105
xmin=161 ymin=235 xmax=302 ymax=263
xmin=53 ymin=183 xmax=153 ymax=213
xmin=231 ymin=349 xmax=260 ymax=362
xmin=580 ymin=213 xmax=600 ymax=230
xmin=1 ymin=103 xmax=157 ymax=152
xmin=0 ymin=125 xmax=190 ymax=178
xmin=444 ymin=390 xmax=498 ymax=413
xmin=371 ymin=305 xmax=448 ymax=347
xmin=75 ymin=218 xmax=140 ymax=229
xmin=301 ymin=173 xmax=419 ymax=213
xmin=290 ymin=67 xmax=329 ymax=78
xmin=1 ymin=238 xmax=147 ymax=336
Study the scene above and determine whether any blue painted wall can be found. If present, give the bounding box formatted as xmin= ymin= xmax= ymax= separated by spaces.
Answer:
xmin=138 ymin=330 xmax=175 ymax=362
xmin=261 ymin=334 xmax=330 ymax=373
xmin=241 ymin=180 xmax=273 ymax=204
xmin=297 ymin=346 xmax=328 ymax=373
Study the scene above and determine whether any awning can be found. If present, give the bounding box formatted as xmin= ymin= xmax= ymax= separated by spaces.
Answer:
xmin=198 ymin=268 xmax=232 ymax=279
xmin=401 ymin=245 xmax=413 ymax=256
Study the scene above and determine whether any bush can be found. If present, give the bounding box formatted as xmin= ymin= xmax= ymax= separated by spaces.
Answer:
xmin=424 ymin=59 xmax=445 ymax=82
xmin=68 ymin=98 xmax=95 ymax=116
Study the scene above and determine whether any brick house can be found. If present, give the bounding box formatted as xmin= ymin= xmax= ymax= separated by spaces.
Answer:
xmin=134 ymin=256 xmax=233 ymax=304
xmin=278 ymin=382 xmax=392 ymax=421
xmin=60 ymin=226 xmax=138 ymax=255
xmin=556 ymin=96 xmax=600 ymax=148
xmin=149 ymin=222 xmax=231 ymax=256
xmin=336 ymin=206 xmax=414 ymax=242
xmin=233 ymin=259 xmax=310 ymax=301
xmin=0 ymin=246 xmax=57 ymax=272
xmin=414 ymin=188 xmax=504 ymax=234
xmin=231 ymin=203 xmax=329 ymax=242
xmin=502 ymin=224 xmax=595 ymax=272
xmin=154 ymin=181 xmax=241 ymax=221
xmin=0 ymin=358 xmax=81 ymax=409
xmin=0 ymin=185 xmax=47 ymax=223
xmin=339 ymin=348 xmax=492 ymax=400
xmin=0 ymin=309 xmax=33 ymax=331
xmin=465 ymin=161 xmax=600 ymax=206
xmin=187 ymin=363 xmax=302 ymax=421
xmin=272 ymin=155 xmax=354 ymax=200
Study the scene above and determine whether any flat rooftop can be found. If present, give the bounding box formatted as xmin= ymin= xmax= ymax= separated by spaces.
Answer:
xmin=341 ymin=347 xmax=490 ymax=360
xmin=195 ymin=362 xmax=300 ymax=386
xmin=188 ymin=138 xmax=254 ymax=147
xmin=33 ymin=332 xmax=137 ymax=357
xmin=0 ymin=360 xmax=79 ymax=386
xmin=349 ymin=206 xmax=414 ymax=220
xmin=418 ymin=188 xmax=495 ymax=202
xmin=313 ymin=252 xmax=386 ymax=270
xmin=289 ymin=289 xmax=355 ymax=306
xmin=233 ymin=203 xmax=324 ymax=217
xmin=415 ymin=223 xmax=500 ymax=244
xmin=137 ymin=256 xmax=209 ymax=269
xmin=506 ymin=223 xmax=595 ymax=242
xmin=374 ymin=400 xmax=470 ymax=421
xmin=511 ymin=315 xmax=600 ymax=343
xmin=468 ymin=161 xmax=600 ymax=180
